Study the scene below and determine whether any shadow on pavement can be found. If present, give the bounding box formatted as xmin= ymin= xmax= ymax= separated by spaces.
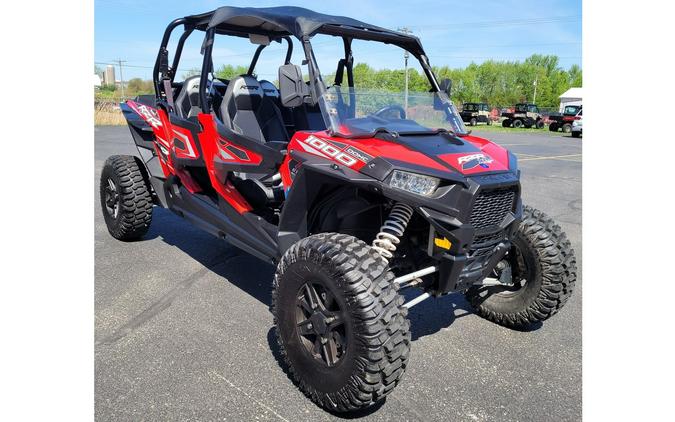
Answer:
xmin=147 ymin=206 xmax=533 ymax=341
xmin=146 ymin=207 xmax=275 ymax=308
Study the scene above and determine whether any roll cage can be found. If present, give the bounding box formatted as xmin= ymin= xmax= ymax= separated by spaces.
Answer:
xmin=151 ymin=6 xmax=445 ymax=116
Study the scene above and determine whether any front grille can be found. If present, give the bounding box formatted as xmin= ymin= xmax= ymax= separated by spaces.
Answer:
xmin=470 ymin=187 xmax=516 ymax=230
xmin=472 ymin=231 xmax=506 ymax=247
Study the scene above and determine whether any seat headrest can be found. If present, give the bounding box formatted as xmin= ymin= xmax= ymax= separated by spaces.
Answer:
xmin=183 ymin=75 xmax=201 ymax=92
xmin=229 ymin=76 xmax=263 ymax=110
xmin=259 ymin=80 xmax=280 ymax=99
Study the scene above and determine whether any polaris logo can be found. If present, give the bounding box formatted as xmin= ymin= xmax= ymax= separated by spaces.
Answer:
xmin=458 ymin=153 xmax=493 ymax=170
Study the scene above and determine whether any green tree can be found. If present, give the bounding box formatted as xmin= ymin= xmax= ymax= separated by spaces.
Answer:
xmin=215 ymin=64 xmax=249 ymax=80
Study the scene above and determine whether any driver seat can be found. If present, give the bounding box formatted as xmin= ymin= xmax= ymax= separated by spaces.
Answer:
xmin=219 ymin=75 xmax=289 ymax=146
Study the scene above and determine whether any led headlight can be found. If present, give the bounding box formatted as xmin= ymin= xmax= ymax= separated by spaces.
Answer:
xmin=389 ymin=170 xmax=440 ymax=196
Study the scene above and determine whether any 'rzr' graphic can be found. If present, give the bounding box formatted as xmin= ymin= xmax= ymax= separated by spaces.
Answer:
xmin=127 ymin=101 xmax=163 ymax=128
xmin=297 ymin=136 xmax=370 ymax=167
xmin=457 ymin=153 xmax=493 ymax=170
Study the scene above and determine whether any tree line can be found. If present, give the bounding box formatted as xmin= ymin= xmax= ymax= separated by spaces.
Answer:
xmin=96 ymin=54 xmax=581 ymax=108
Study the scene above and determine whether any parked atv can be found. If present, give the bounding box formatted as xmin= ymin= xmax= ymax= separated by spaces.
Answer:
xmin=100 ymin=6 xmax=576 ymax=414
xmin=502 ymin=103 xmax=545 ymax=129
xmin=549 ymin=105 xmax=582 ymax=133
xmin=460 ymin=102 xmax=492 ymax=126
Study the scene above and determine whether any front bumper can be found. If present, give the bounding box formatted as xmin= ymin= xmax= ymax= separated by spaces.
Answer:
xmin=415 ymin=175 xmax=522 ymax=295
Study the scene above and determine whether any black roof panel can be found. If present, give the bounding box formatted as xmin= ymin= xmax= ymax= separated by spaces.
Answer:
xmin=184 ymin=6 xmax=423 ymax=53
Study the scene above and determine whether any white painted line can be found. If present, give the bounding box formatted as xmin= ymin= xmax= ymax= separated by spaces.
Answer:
xmin=209 ymin=371 xmax=290 ymax=422
xmin=519 ymin=153 xmax=583 ymax=162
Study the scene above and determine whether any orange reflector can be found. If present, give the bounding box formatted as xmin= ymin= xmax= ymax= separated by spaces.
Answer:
xmin=434 ymin=237 xmax=451 ymax=250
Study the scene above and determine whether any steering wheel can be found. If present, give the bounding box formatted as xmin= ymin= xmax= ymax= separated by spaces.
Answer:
xmin=373 ymin=105 xmax=406 ymax=119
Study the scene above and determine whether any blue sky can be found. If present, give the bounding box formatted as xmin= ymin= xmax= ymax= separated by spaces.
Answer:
xmin=95 ymin=0 xmax=581 ymax=81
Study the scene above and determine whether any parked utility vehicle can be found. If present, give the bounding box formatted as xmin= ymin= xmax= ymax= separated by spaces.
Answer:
xmin=100 ymin=6 xmax=576 ymax=413
xmin=460 ymin=102 xmax=492 ymax=126
xmin=502 ymin=103 xmax=545 ymax=128
xmin=549 ymin=105 xmax=582 ymax=133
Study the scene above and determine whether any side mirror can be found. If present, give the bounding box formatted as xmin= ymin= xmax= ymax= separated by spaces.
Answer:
xmin=279 ymin=64 xmax=309 ymax=107
xmin=439 ymin=78 xmax=452 ymax=97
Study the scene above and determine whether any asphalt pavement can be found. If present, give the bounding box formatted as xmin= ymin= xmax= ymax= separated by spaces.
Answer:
xmin=95 ymin=125 xmax=582 ymax=421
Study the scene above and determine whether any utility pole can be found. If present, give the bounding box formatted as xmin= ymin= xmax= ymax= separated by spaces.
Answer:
xmin=114 ymin=58 xmax=127 ymax=99
xmin=532 ymin=76 xmax=538 ymax=104
xmin=397 ymin=27 xmax=412 ymax=112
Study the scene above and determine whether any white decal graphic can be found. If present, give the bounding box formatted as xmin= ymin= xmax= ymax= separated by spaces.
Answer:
xmin=297 ymin=136 xmax=363 ymax=168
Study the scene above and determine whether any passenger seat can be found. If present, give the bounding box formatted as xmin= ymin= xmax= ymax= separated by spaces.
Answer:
xmin=219 ymin=76 xmax=289 ymax=146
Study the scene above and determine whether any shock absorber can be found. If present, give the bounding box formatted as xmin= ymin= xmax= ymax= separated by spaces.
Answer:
xmin=371 ymin=202 xmax=414 ymax=263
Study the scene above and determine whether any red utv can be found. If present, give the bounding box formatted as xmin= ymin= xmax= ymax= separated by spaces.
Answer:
xmin=549 ymin=105 xmax=582 ymax=133
xmin=100 ymin=6 xmax=576 ymax=413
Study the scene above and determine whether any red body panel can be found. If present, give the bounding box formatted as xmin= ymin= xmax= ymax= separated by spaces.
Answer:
xmin=127 ymin=101 xmax=511 ymax=213
xmin=439 ymin=135 xmax=510 ymax=175
xmin=196 ymin=113 xmax=253 ymax=213
xmin=281 ymin=131 xmax=510 ymax=189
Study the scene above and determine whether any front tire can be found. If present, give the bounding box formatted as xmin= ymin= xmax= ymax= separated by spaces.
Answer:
xmin=273 ymin=233 xmax=411 ymax=412
xmin=562 ymin=123 xmax=573 ymax=133
xmin=470 ymin=117 xmax=477 ymax=126
xmin=465 ymin=206 xmax=576 ymax=329
xmin=99 ymin=155 xmax=153 ymax=241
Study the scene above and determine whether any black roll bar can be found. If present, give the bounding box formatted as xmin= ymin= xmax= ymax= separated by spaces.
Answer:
xmin=247 ymin=36 xmax=293 ymax=76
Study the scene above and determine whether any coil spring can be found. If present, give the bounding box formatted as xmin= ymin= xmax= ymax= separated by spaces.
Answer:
xmin=372 ymin=202 xmax=414 ymax=262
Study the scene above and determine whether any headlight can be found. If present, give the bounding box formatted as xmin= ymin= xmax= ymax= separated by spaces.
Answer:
xmin=389 ymin=170 xmax=440 ymax=196
xmin=572 ymin=120 xmax=580 ymax=126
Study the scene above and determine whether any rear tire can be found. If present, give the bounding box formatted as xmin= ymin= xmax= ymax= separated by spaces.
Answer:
xmin=512 ymin=119 xmax=523 ymax=128
xmin=562 ymin=123 xmax=572 ymax=133
xmin=502 ymin=119 xmax=512 ymax=127
xmin=100 ymin=155 xmax=153 ymax=241
xmin=549 ymin=122 xmax=559 ymax=132
xmin=535 ymin=120 xmax=545 ymax=129
xmin=273 ymin=233 xmax=411 ymax=412
xmin=487 ymin=119 xmax=492 ymax=126
xmin=465 ymin=206 xmax=577 ymax=329
xmin=470 ymin=117 xmax=477 ymax=126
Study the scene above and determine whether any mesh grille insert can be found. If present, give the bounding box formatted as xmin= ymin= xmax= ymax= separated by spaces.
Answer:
xmin=470 ymin=187 xmax=516 ymax=230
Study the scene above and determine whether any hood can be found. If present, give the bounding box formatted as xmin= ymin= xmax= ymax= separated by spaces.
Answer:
xmin=365 ymin=132 xmax=511 ymax=176
xmin=291 ymin=131 xmax=512 ymax=178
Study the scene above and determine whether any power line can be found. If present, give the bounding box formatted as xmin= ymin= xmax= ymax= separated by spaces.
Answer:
xmin=407 ymin=15 xmax=581 ymax=30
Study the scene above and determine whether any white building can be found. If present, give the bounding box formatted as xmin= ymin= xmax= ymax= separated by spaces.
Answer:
xmin=94 ymin=74 xmax=101 ymax=88
xmin=558 ymin=87 xmax=582 ymax=112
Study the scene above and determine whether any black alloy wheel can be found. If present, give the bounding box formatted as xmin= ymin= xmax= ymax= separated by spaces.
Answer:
xmin=295 ymin=281 xmax=347 ymax=367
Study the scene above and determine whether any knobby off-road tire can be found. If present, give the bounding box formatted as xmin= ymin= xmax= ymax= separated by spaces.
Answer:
xmin=502 ymin=119 xmax=511 ymax=127
xmin=535 ymin=120 xmax=545 ymax=129
xmin=273 ymin=233 xmax=411 ymax=412
xmin=465 ymin=206 xmax=576 ymax=329
xmin=100 ymin=155 xmax=153 ymax=241
xmin=512 ymin=119 xmax=524 ymax=128
xmin=549 ymin=122 xmax=559 ymax=132
xmin=562 ymin=123 xmax=573 ymax=133
xmin=470 ymin=117 xmax=477 ymax=126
